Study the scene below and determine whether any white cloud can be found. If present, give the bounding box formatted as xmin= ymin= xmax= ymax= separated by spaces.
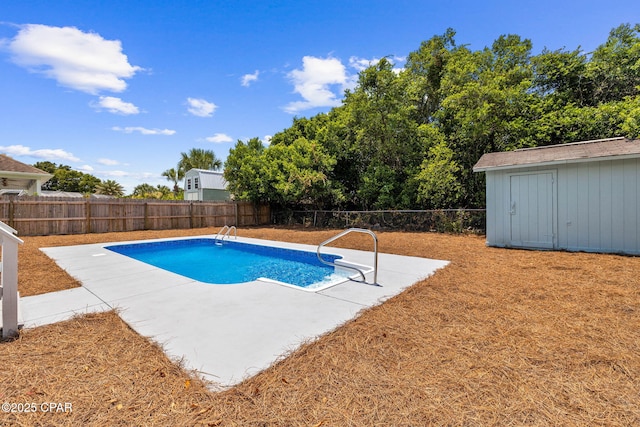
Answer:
xmin=97 ymin=169 xmax=155 ymax=180
xmin=92 ymin=96 xmax=140 ymax=115
xmin=6 ymin=24 xmax=142 ymax=94
xmin=205 ymin=133 xmax=233 ymax=143
xmin=0 ymin=144 xmax=79 ymax=162
xmin=97 ymin=158 xmax=120 ymax=166
xmin=101 ymin=170 xmax=130 ymax=177
xmin=349 ymin=56 xmax=380 ymax=72
xmin=349 ymin=55 xmax=405 ymax=74
xmin=187 ymin=97 xmax=217 ymax=117
xmin=284 ymin=56 xmax=349 ymax=113
xmin=263 ymin=135 xmax=272 ymax=146
xmin=112 ymin=126 xmax=175 ymax=135
xmin=241 ymin=70 xmax=259 ymax=87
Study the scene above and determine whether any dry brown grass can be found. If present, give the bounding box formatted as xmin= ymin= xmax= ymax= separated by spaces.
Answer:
xmin=1 ymin=226 xmax=639 ymax=426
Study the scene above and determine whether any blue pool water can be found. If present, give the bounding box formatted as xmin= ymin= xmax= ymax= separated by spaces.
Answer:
xmin=105 ymin=238 xmax=348 ymax=289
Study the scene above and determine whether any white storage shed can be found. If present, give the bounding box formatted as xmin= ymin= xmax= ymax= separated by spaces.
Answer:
xmin=473 ymin=137 xmax=640 ymax=255
xmin=183 ymin=169 xmax=231 ymax=201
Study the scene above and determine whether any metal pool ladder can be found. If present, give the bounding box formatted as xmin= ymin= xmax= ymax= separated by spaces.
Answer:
xmin=317 ymin=228 xmax=379 ymax=286
xmin=214 ymin=225 xmax=237 ymax=245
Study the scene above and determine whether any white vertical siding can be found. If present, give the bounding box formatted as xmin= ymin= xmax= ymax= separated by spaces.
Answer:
xmin=558 ymin=159 xmax=639 ymax=254
xmin=623 ymin=159 xmax=639 ymax=252
xmin=610 ymin=162 xmax=625 ymax=250
xmin=574 ymin=164 xmax=590 ymax=249
xmin=485 ymin=172 xmax=500 ymax=246
xmin=587 ymin=162 xmax=600 ymax=249
xmin=484 ymin=158 xmax=640 ymax=255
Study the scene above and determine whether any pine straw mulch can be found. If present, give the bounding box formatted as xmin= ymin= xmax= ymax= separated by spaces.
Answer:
xmin=1 ymin=226 xmax=639 ymax=426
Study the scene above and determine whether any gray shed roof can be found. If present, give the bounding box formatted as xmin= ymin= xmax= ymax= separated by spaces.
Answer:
xmin=185 ymin=168 xmax=227 ymax=190
xmin=473 ymin=137 xmax=640 ymax=172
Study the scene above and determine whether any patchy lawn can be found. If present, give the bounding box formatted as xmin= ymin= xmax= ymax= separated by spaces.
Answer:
xmin=2 ymin=227 xmax=639 ymax=426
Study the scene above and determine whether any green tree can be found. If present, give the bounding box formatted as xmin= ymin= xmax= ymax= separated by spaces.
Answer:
xmin=223 ymin=23 xmax=640 ymax=212
xmin=224 ymin=138 xmax=267 ymax=203
xmin=224 ymin=136 xmax=342 ymax=208
xmin=414 ymin=139 xmax=463 ymax=208
xmin=341 ymin=57 xmax=429 ymax=208
xmin=35 ymin=163 xmax=102 ymax=194
xmin=178 ymin=148 xmax=222 ymax=173
xmin=263 ymin=137 xmax=341 ymax=208
xmin=532 ymin=47 xmax=590 ymax=106
xmin=32 ymin=161 xmax=57 ymax=174
xmin=94 ymin=179 xmax=124 ymax=197
xmin=587 ymin=23 xmax=640 ymax=104
xmin=404 ymin=28 xmax=457 ymax=124
xmin=131 ymin=183 xmax=156 ymax=198
xmin=131 ymin=183 xmax=173 ymax=199
xmin=437 ymin=34 xmax=537 ymax=206
xmin=162 ymin=167 xmax=184 ymax=194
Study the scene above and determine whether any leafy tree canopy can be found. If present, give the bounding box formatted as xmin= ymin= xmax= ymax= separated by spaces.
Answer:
xmin=95 ymin=179 xmax=125 ymax=197
xmin=178 ymin=148 xmax=222 ymax=173
xmin=223 ymin=23 xmax=640 ymax=210
xmin=130 ymin=183 xmax=176 ymax=199
xmin=33 ymin=162 xmax=104 ymax=195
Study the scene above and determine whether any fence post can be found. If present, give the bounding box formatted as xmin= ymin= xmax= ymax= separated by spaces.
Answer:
xmin=85 ymin=199 xmax=92 ymax=234
xmin=234 ymin=202 xmax=238 ymax=226
xmin=144 ymin=202 xmax=149 ymax=230
xmin=8 ymin=199 xmax=14 ymax=230
xmin=253 ymin=203 xmax=258 ymax=225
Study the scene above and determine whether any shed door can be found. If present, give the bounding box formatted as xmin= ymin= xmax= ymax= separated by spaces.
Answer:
xmin=509 ymin=171 xmax=556 ymax=249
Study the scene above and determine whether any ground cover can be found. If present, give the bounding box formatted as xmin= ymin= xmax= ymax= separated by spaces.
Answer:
xmin=1 ymin=227 xmax=639 ymax=426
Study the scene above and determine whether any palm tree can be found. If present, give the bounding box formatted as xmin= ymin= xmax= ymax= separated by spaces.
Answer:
xmin=161 ymin=167 xmax=184 ymax=194
xmin=131 ymin=183 xmax=157 ymax=198
xmin=94 ymin=179 xmax=125 ymax=197
xmin=178 ymin=148 xmax=222 ymax=173
xmin=131 ymin=183 xmax=175 ymax=199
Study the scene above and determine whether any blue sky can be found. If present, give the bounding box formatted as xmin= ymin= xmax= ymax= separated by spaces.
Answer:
xmin=1 ymin=1 xmax=638 ymax=193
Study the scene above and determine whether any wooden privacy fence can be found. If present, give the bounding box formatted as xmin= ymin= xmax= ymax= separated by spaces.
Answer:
xmin=0 ymin=197 xmax=270 ymax=236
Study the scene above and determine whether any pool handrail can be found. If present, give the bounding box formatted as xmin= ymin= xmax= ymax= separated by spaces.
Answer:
xmin=316 ymin=228 xmax=379 ymax=286
xmin=214 ymin=225 xmax=237 ymax=244
xmin=223 ymin=225 xmax=237 ymax=241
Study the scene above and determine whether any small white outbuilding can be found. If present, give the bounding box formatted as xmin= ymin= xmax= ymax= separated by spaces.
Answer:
xmin=183 ymin=169 xmax=231 ymax=201
xmin=473 ymin=137 xmax=640 ymax=255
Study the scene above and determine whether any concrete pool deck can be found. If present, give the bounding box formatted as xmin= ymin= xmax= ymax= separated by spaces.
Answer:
xmin=22 ymin=236 xmax=448 ymax=388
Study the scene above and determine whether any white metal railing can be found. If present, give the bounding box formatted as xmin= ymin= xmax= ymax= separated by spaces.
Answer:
xmin=214 ymin=225 xmax=237 ymax=244
xmin=0 ymin=220 xmax=23 ymax=338
xmin=316 ymin=228 xmax=379 ymax=286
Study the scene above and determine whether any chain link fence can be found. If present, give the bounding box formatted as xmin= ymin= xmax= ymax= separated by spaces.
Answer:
xmin=272 ymin=209 xmax=486 ymax=234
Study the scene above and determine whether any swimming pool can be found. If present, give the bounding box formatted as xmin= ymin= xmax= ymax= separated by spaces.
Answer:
xmin=105 ymin=238 xmax=359 ymax=291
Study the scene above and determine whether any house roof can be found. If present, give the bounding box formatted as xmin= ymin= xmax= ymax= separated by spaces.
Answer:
xmin=0 ymin=154 xmax=52 ymax=191
xmin=0 ymin=154 xmax=51 ymax=176
xmin=473 ymin=137 xmax=640 ymax=172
